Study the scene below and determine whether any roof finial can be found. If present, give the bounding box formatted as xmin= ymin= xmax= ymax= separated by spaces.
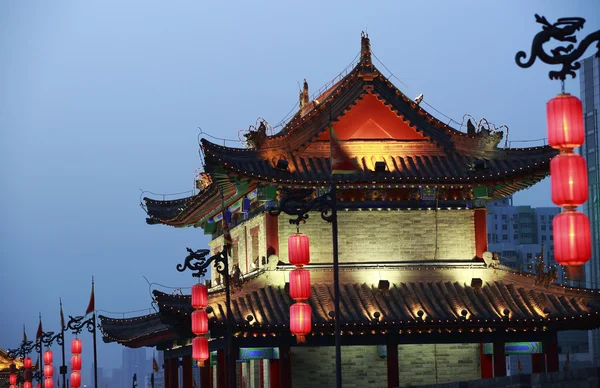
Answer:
xmin=299 ymin=78 xmax=309 ymax=109
xmin=360 ymin=31 xmax=372 ymax=66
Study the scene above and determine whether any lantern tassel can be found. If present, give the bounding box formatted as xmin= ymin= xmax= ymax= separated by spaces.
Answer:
xmin=295 ymin=335 xmax=307 ymax=344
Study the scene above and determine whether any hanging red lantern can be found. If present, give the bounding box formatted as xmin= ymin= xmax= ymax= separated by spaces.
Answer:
xmin=288 ymin=234 xmax=310 ymax=266
xmin=547 ymin=93 xmax=584 ymax=150
xmin=71 ymin=355 xmax=82 ymax=371
xmin=9 ymin=374 xmax=16 ymax=385
xmin=23 ymin=382 xmax=33 ymax=388
xmin=44 ymin=350 xmax=53 ymax=364
xmin=71 ymin=338 xmax=82 ymax=355
xmin=290 ymin=302 xmax=312 ymax=342
xmin=70 ymin=371 xmax=81 ymax=388
xmin=43 ymin=379 xmax=53 ymax=388
xmin=192 ymin=336 xmax=209 ymax=362
xmin=192 ymin=310 xmax=209 ymax=335
xmin=24 ymin=369 xmax=33 ymax=381
xmin=44 ymin=364 xmax=54 ymax=377
xmin=289 ymin=268 xmax=311 ymax=301
xmin=553 ymin=210 xmax=592 ymax=265
xmin=24 ymin=357 xmax=33 ymax=369
xmin=192 ymin=283 xmax=209 ymax=309
xmin=551 ymin=153 xmax=588 ymax=206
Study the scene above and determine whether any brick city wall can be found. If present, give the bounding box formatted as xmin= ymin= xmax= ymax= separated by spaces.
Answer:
xmin=291 ymin=344 xmax=480 ymax=387
xmin=279 ymin=209 xmax=476 ymax=263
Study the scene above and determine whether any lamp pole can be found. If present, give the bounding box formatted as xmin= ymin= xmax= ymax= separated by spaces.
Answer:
xmin=269 ymin=185 xmax=341 ymax=388
xmin=66 ymin=314 xmax=98 ymax=388
xmin=177 ymin=248 xmax=235 ymax=388
xmin=41 ymin=329 xmax=65 ymax=387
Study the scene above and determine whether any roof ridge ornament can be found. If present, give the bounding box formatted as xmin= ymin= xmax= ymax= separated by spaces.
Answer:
xmin=299 ymin=79 xmax=309 ymax=110
xmin=359 ymin=32 xmax=377 ymax=81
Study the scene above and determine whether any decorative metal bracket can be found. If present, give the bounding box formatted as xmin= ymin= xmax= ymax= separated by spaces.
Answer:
xmin=516 ymin=14 xmax=600 ymax=80
xmin=177 ymin=248 xmax=228 ymax=278
xmin=66 ymin=315 xmax=95 ymax=335
xmin=41 ymin=330 xmax=64 ymax=347
xmin=268 ymin=188 xmax=334 ymax=226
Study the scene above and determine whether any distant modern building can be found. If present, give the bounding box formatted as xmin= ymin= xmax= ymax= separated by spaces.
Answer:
xmin=123 ymin=347 xmax=148 ymax=387
xmin=486 ymin=196 xmax=561 ymax=279
xmin=580 ymin=54 xmax=600 ymax=366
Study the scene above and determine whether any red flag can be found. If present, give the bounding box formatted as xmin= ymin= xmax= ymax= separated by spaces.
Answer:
xmin=152 ymin=356 xmax=159 ymax=372
xmin=60 ymin=298 xmax=65 ymax=329
xmin=85 ymin=280 xmax=95 ymax=316
xmin=36 ymin=317 xmax=43 ymax=340
xmin=329 ymin=124 xmax=359 ymax=175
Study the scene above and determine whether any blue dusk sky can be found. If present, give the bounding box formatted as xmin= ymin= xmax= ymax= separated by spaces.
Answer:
xmin=1 ymin=0 xmax=598 ymax=378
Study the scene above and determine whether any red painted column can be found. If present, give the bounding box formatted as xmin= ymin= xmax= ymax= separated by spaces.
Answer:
xmin=265 ymin=214 xmax=279 ymax=257
xmin=259 ymin=360 xmax=265 ymax=388
xmin=199 ymin=362 xmax=211 ymax=388
xmin=545 ymin=334 xmax=560 ymax=372
xmin=493 ymin=342 xmax=506 ymax=377
xmin=531 ymin=353 xmax=546 ymax=374
xmin=279 ymin=346 xmax=292 ymax=388
xmin=217 ymin=349 xmax=227 ymax=388
xmin=386 ymin=343 xmax=399 ymax=388
xmin=168 ymin=358 xmax=179 ymax=388
xmin=479 ymin=344 xmax=493 ymax=379
xmin=182 ymin=355 xmax=193 ymax=388
xmin=269 ymin=359 xmax=280 ymax=388
xmin=163 ymin=359 xmax=170 ymax=388
xmin=474 ymin=208 xmax=488 ymax=259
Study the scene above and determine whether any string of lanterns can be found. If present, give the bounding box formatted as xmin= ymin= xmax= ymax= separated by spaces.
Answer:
xmin=43 ymin=350 xmax=54 ymax=388
xmin=288 ymin=232 xmax=312 ymax=343
xmin=191 ymin=282 xmax=209 ymax=365
xmin=23 ymin=357 xmax=33 ymax=388
xmin=9 ymin=362 xmax=16 ymax=388
xmin=70 ymin=338 xmax=82 ymax=388
xmin=547 ymin=93 xmax=592 ymax=265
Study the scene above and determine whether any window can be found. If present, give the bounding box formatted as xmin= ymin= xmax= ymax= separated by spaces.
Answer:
xmin=251 ymin=234 xmax=259 ymax=268
xmin=542 ymin=235 xmax=547 ymax=241
xmin=541 ymin=215 xmax=545 ymax=220
xmin=502 ymin=234 xmax=508 ymax=240
xmin=541 ymin=225 xmax=546 ymax=231
xmin=502 ymin=225 xmax=508 ymax=230
xmin=494 ymin=214 xmax=498 ymax=219
xmin=513 ymin=224 xmax=518 ymax=230
xmin=550 ymin=235 xmax=554 ymax=241
xmin=502 ymin=214 xmax=508 ymax=220
xmin=527 ymin=253 xmax=533 ymax=259
xmin=514 ymin=234 xmax=518 ymax=240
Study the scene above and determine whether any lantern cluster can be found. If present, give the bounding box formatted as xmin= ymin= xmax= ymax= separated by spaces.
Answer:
xmin=547 ymin=93 xmax=591 ymax=265
xmin=22 ymin=357 xmax=33 ymax=388
xmin=191 ymin=283 xmax=209 ymax=365
xmin=288 ymin=233 xmax=312 ymax=343
xmin=43 ymin=350 xmax=54 ymax=388
xmin=70 ymin=338 xmax=82 ymax=388
xmin=9 ymin=362 xmax=16 ymax=388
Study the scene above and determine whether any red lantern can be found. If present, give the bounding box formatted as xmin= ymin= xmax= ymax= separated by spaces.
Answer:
xmin=547 ymin=93 xmax=584 ymax=150
xmin=71 ymin=355 xmax=82 ymax=371
xmin=23 ymin=382 xmax=33 ymax=388
xmin=288 ymin=234 xmax=310 ymax=266
xmin=24 ymin=357 xmax=33 ymax=369
xmin=9 ymin=363 xmax=16 ymax=374
xmin=70 ymin=371 xmax=81 ymax=388
xmin=44 ymin=364 xmax=54 ymax=377
xmin=553 ymin=210 xmax=592 ymax=265
xmin=290 ymin=302 xmax=312 ymax=341
xmin=289 ymin=268 xmax=311 ymax=301
xmin=71 ymin=338 xmax=82 ymax=355
xmin=9 ymin=386 xmax=16 ymax=388
xmin=192 ymin=283 xmax=209 ymax=309
xmin=24 ymin=369 xmax=33 ymax=381
xmin=9 ymin=374 xmax=16 ymax=385
xmin=192 ymin=310 xmax=209 ymax=335
xmin=551 ymin=153 xmax=588 ymax=206
xmin=192 ymin=336 xmax=209 ymax=362
xmin=44 ymin=350 xmax=53 ymax=364
xmin=44 ymin=379 xmax=53 ymax=388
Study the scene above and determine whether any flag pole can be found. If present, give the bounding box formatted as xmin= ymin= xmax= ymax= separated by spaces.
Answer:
xmin=91 ymin=277 xmax=98 ymax=388
xmin=38 ymin=313 xmax=43 ymax=387
xmin=60 ymin=299 xmax=67 ymax=388
xmin=330 ymin=179 xmax=342 ymax=388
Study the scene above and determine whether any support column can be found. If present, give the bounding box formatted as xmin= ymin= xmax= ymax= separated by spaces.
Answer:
xmin=386 ymin=343 xmax=399 ymax=388
xmin=544 ymin=334 xmax=559 ymax=372
xmin=167 ymin=358 xmax=179 ymax=388
xmin=474 ymin=208 xmax=488 ymax=259
xmin=182 ymin=355 xmax=193 ymax=388
xmin=479 ymin=344 xmax=493 ymax=379
xmin=164 ymin=359 xmax=170 ymax=388
xmin=279 ymin=346 xmax=292 ymax=388
xmin=269 ymin=359 xmax=280 ymax=388
xmin=265 ymin=214 xmax=279 ymax=257
xmin=259 ymin=360 xmax=265 ymax=388
xmin=199 ymin=362 xmax=211 ymax=388
xmin=492 ymin=342 xmax=506 ymax=377
xmin=217 ymin=349 xmax=227 ymax=388
xmin=531 ymin=353 xmax=546 ymax=374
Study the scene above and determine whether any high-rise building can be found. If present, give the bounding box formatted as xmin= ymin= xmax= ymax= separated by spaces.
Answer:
xmin=122 ymin=348 xmax=148 ymax=387
xmin=580 ymin=54 xmax=600 ymax=365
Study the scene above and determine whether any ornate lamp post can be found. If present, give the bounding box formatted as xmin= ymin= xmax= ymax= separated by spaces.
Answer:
xmin=65 ymin=314 xmax=98 ymax=388
xmin=516 ymin=14 xmax=598 ymax=267
xmin=177 ymin=248 xmax=235 ymax=388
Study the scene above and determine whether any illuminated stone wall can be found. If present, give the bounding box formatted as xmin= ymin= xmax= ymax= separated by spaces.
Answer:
xmin=291 ymin=344 xmax=480 ymax=387
xmin=278 ymin=209 xmax=476 ymax=263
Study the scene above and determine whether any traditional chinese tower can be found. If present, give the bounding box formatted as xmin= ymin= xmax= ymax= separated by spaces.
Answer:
xmin=100 ymin=34 xmax=600 ymax=388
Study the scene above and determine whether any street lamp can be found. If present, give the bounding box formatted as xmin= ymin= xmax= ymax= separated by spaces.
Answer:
xmin=176 ymin=248 xmax=235 ymax=388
